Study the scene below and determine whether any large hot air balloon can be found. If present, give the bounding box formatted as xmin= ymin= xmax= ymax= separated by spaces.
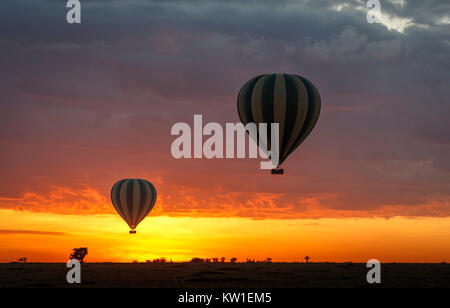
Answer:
xmin=111 ymin=179 xmax=157 ymax=234
xmin=237 ymin=74 xmax=321 ymax=174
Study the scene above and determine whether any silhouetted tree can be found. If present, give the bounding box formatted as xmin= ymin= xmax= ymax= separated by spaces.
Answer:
xmin=230 ymin=257 xmax=237 ymax=263
xmin=190 ymin=257 xmax=205 ymax=263
xmin=305 ymin=256 xmax=310 ymax=263
xmin=205 ymin=258 xmax=211 ymax=263
xmin=266 ymin=258 xmax=272 ymax=263
xmin=150 ymin=258 xmax=167 ymax=263
xmin=17 ymin=257 xmax=27 ymax=264
xmin=212 ymin=258 xmax=219 ymax=263
xmin=69 ymin=248 xmax=88 ymax=263
xmin=220 ymin=257 xmax=226 ymax=263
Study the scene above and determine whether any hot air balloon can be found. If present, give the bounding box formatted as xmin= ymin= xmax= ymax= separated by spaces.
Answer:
xmin=110 ymin=179 xmax=157 ymax=234
xmin=237 ymin=74 xmax=321 ymax=174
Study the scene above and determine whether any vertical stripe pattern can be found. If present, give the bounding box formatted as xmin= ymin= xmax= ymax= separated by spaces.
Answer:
xmin=237 ymin=74 xmax=321 ymax=166
xmin=111 ymin=179 xmax=157 ymax=230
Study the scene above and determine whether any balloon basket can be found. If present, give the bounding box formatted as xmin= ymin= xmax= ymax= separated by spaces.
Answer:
xmin=271 ymin=168 xmax=284 ymax=175
xmin=129 ymin=230 xmax=136 ymax=234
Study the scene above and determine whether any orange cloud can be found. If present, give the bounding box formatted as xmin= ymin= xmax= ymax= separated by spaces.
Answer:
xmin=0 ymin=187 xmax=112 ymax=215
xmin=1 ymin=185 xmax=448 ymax=220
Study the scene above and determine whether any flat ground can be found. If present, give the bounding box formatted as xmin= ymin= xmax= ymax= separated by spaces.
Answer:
xmin=1 ymin=263 xmax=449 ymax=288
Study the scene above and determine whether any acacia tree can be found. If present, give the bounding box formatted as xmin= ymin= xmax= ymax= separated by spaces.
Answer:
xmin=305 ymin=256 xmax=310 ymax=263
xmin=17 ymin=257 xmax=27 ymax=264
xmin=69 ymin=248 xmax=88 ymax=263
xmin=230 ymin=257 xmax=237 ymax=263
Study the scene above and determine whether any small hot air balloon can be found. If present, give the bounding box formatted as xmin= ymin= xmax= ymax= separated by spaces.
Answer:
xmin=237 ymin=74 xmax=321 ymax=174
xmin=111 ymin=179 xmax=157 ymax=234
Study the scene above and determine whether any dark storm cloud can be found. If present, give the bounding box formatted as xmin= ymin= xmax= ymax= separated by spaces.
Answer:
xmin=0 ymin=0 xmax=449 ymax=217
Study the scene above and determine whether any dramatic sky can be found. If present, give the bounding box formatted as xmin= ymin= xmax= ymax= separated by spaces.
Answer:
xmin=0 ymin=0 xmax=449 ymax=262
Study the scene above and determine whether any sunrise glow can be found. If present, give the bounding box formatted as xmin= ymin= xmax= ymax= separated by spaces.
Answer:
xmin=1 ymin=209 xmax=449 ymax=263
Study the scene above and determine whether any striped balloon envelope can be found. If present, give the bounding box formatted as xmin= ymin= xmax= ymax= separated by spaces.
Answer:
xmin=237 ymin=74 xmax=321 ymax=173
xmin=110 ymin=179 xmax=157 ymax=234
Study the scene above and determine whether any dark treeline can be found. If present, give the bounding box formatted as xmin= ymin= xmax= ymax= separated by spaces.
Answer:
xmin=137 ymin=256 xmax=311 ymax=263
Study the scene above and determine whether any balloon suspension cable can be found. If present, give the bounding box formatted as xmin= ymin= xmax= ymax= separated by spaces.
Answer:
xmin=271 ymin=167 xmax=284 ymax=175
